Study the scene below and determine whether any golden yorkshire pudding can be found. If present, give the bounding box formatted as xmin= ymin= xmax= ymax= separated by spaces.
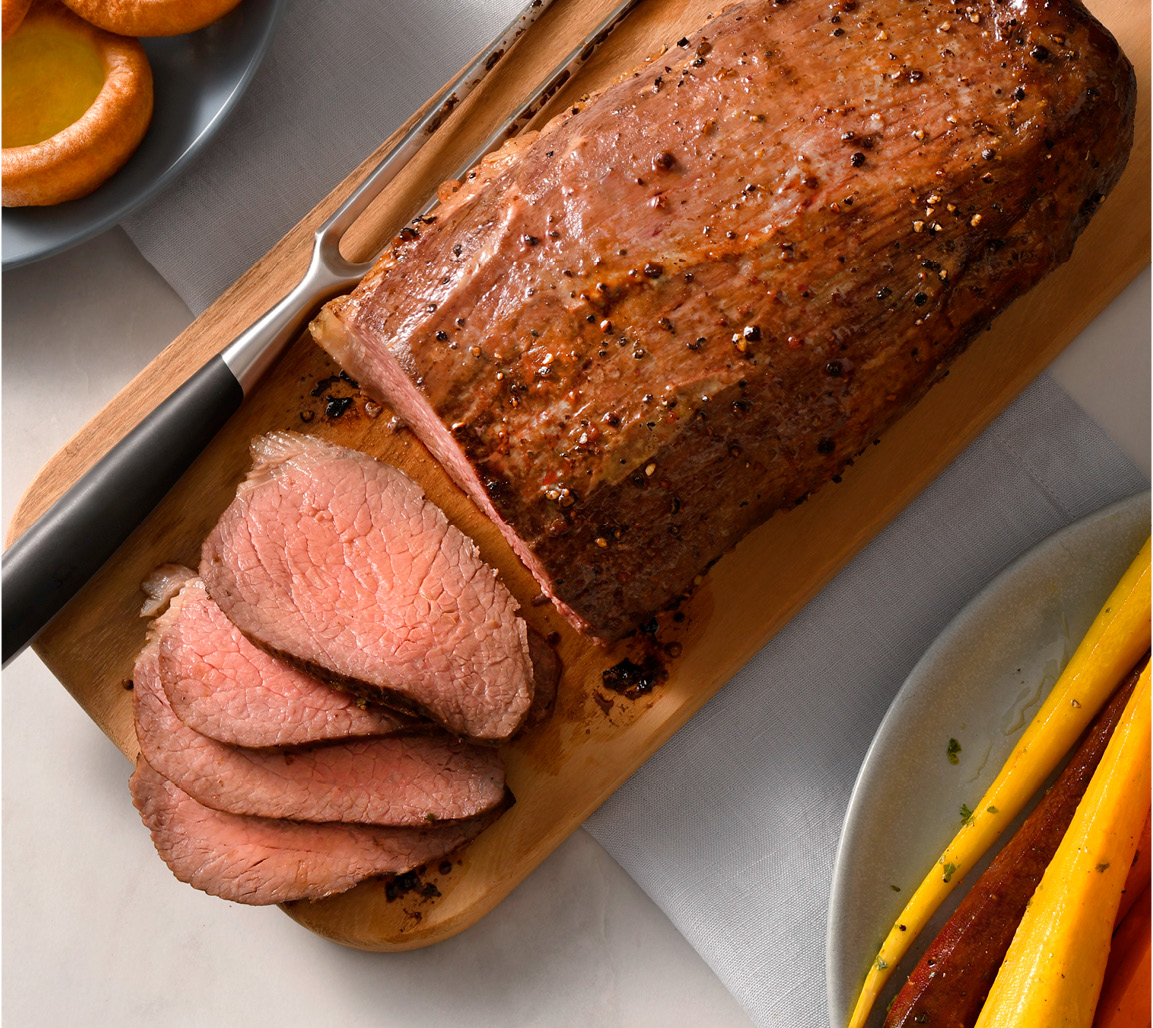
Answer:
xmin=2 ymin=0 xmax=33 ymax=41
xmin=2 ymin=0 xmax=152 ymax=206
xmin=59 ymin=0 xmax=241 ymax=37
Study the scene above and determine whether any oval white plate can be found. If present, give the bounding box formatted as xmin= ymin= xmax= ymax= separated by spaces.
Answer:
xmin=826 ymin=490 xmax=1150 ymax=1028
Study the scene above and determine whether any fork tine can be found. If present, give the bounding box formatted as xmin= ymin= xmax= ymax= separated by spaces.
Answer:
xmin=431 ymin=0 xmax=644 ymax=211
xmin=0 ymin=0 xmax=645 ymax=665
xmin=332 ymin=0 xmax=644 ymax=268
xmin=316 ymin=0 xmax=564 ymax=249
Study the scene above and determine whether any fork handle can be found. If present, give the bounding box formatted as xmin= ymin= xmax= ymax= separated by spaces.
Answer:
xmin=2 ymin=355 xmax=243 ymax=667
xmin=2 ymin=0 xmax=623 ymax=667
xmin=2 ymin=248 xmax=358 ymax=669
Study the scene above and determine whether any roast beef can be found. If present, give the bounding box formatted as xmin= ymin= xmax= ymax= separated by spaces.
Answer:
xmin=130 ymin=758 xmax=501 ymax=905
xmin=153 ymin=576 xmax=407 ymax=747
xmin=139 ymin=562 xmax=198 ymax=617
xmin=523 ymin=629 xmax=560 ymax=730
xmin=200 ymin=432 xmax=534 ymax=740
xmin=133 ymin=638 xmax=507 ymax=826
xmin=310 ymin=0 xmax=1135 ymax=642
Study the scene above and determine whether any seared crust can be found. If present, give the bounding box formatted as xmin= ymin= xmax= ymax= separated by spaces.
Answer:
xmin=60 ymin=0 xmax=241 ymax=36
xmin=313 ymin=0 xmax=1137 ymax=642
xmin=1 ymin=1 xmax=152 ymax=207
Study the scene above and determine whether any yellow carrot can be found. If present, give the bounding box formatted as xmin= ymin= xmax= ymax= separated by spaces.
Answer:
xmin=847 ymin=538 xmax=1151 ymax=1028
xmin=973 ymin=663 xmax=1151 ymax=1028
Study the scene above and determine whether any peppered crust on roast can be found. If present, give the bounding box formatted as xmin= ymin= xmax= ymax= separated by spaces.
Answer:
xmin=311 ymin=0 xmax=1135 ymax=642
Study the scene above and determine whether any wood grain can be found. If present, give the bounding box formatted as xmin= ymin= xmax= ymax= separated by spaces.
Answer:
xmin=8 ymin=0 xmax=1149 ymax=950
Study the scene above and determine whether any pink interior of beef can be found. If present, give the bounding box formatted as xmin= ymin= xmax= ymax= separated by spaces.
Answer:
xmin=135 ymin=635 xmax=507 ymax=826
xmin=327 ymin=309 xmax=592 ymax=636
xmin=130 ymin=758 xmax=496 ymax=905
xmin=200 ymin=431 xmax=535 ymax=739
xmin=157 ymin=577 xmax=407 ymax=748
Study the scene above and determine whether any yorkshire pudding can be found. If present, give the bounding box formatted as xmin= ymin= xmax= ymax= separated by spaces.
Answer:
xmin=60 ymin=0 xmax=242 ymax=37
xmin=2 ymin=0 xmax=32 ymax=41
xmin=2 ymin=1 xmax=152 ymax=206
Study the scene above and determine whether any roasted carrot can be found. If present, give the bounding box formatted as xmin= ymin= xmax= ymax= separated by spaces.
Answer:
xmin=973 ymin=663 xmax=1151 ymax=1027
xmin=848 ymin=539 xmax=1152 ymax=1028
xmin=1114 ymin=809 xmax=1151 ymax=929
xmin=884 ymin=661 xmax=1144 ymax=1028
xmin=1093 ymin=884 xmax=1151 ymax=1028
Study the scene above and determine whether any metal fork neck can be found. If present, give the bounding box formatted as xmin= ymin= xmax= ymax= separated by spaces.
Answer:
xmin=219 ymin=233 xmax=363 ymax=393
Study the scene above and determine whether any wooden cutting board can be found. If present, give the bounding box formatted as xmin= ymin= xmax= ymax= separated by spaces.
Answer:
xmin=9 ymin=0 xmax=1149 ymax=951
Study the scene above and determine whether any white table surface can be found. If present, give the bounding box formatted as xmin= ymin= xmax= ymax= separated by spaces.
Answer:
xmin=2 ymin=224 xmax=1148 ymax=1027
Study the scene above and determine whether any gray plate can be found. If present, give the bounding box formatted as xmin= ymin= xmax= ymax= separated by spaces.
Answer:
xmin=826 ymin=490 xmax=1150 ymax=1028
xmin=1 ymin=0 xmax=283 ymax=269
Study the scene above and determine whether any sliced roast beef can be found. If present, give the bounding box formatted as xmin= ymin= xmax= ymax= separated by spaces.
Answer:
xmin=310 ymin=0 xmax=1135 ymax=642
xmin=200 ymin=432 xmax=534 ymax=740
xmin=130 ymin=758 xmax=501 ymax=905
xmin=522 ymin=630 xmax=560 ymax=730
xmin=139 ymin=562 xmax=198 ymax=617
xmin=133 ymin=638 xmax=506 ymax=826
xmin=152 ymin=576 xmax=407 ymax=747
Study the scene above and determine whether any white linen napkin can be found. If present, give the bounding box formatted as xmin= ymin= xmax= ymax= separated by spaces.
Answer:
xmin=121 ymin=4 xmax=1148 ymax=1026
xmin=584 ymin=372 xmax=1146 ymax=1026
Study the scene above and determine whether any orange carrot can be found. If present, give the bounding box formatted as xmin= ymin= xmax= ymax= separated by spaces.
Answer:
xmin=1114 ymin=810 xmax=1151 ymax=929
xmin=885 ymin=665 xmax=1143 ymax=1028
xmin=974 ymin=664 xmax=1151 ymax=1028
xmin=1093 ymin=883 xmax=1151 ymax=1028
xmin=849 ymin=541 xmax=1152 ymax=1028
